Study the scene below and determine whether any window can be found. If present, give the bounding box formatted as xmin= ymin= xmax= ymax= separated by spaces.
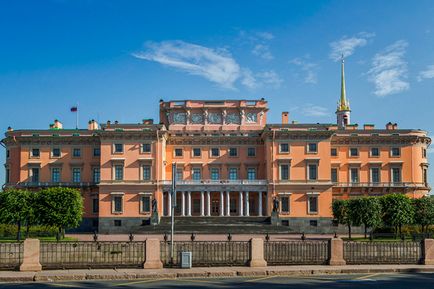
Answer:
xmin=247 ymin=168 xmax=256 ymax=180
xmin=93 ymin=147 xmax=101 ymax=157
xmin=92 ymin=167 xmax=100 ymax=183
xmin=371 ymin=147 xmax=380 ymax=157
xmin=308 ymin=164 xmax=317 ymax=180
xmin=210 ymin=168 xmax=220 ymax=180
xmin=31 ymin=168 xmax=39 ymax=182
xmin=114 ymin=165 xmax=123 ymax=181
xmin=114 ymin=143 xmax=123 ymax=153
xmin=141 ymin=195 xmax=151 ymax=213
xmin=350 ymin=168 xmax=359 ymax=183
xmin=114 ymin=220 xmax=122 ymax=226
xmin=349 ymin=148 xmax=359 ymax=157
xmin=423 ymin=168 xmax=428 ymax=186
xmin=142 ymin=165 xmax=151 ymax=181
xmin=72 ymin=148 xmax=81 ymax=157
xmin=51 ymin=167 xmax=61 ymax=182
xmin=391 ymin=147 xmax=401 ymax=157
xmin=331 ymin=148 xmax=337 ymax=156
xmin=310 ymin=220 xmax=318 ymax=227
xmin=371 ymin=167 xmax=380 ymax=183
xmin=31 ymin=148 xmax=40 ymax=158
xmin=392 ymin=167 xmax=401 ymax=183
xmin=176 ymin=168 xmax=183 ymax=181
xmin=210 ymin=148 xmax=220 ymax=157
xmin=247 ymin=147 xmax=256 ymax=157
xmin=6 ymin=150 xmax=10 ymax=158
xmin=308 ymin=195 xmax=318 ymax=214
xmin=280 ymin=143 xmax=289 ymax=153
xmin=192 ymin=168 xmax=201 ymax=181
xmin=281 ymin=196 xmax=290 ymax=213
xmin=5 ymin=168 xmax=10 ymax=183
xmin=229 ymin=147 xmax=238 ymax=157
xmin=192 ymin=148 xmax=201 ymax=157
xmin=175 ymin=148 xmax=183 ymax=157
xmin=307 ymin=143 xmax=317 ymax=153
xmin=422 ymin=148 xmax=427 ymax=158
xmin=229 ymin=168 xmax=238 ymax=180
xmin=92 ymin=198 xmax=99 ymax=214
xmin=142 ymin=143 xmax=151 ymax=153
xmin=280 ymin=164 xmax=289 ymax=180
xmin=52 ymin=148 xmax=61 ymax=157
xmin=113 ymin=195 xmax=123 ymax=213
xmin=72 ymin=168 xmax=81 ymax=183
xmin=331 ymin=168 xmax=338 ymax=183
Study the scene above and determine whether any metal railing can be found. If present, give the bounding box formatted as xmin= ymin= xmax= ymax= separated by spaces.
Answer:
xmin=0 ymin=242 xmax=23 ymax=270
xmin=344 ymin=241 xmax=423 ymax=264
xmin=174 ymin=179 xmax=268 ymax=185
xmin=264 ymin=240 xmax=329 ymax=265
xmin=160 ymin=241 xmax=250 ymax=267
xmin=14 ymin=182 xmax=97 ymax=188
xmin=40 ymin=242 xmax=146 ymax=269
xmin=333 ymin=182 xmax=427 ymax=188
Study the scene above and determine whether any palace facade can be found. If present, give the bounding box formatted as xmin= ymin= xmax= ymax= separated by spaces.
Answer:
xmin=2 ymin=61 xmax=431 ymax=233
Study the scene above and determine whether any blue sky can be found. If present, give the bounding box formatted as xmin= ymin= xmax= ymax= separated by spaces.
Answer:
xmin=1 ymin=0 xmax=433 ymax=185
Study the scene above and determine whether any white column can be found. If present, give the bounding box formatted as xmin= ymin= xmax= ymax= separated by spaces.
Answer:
xmin=226 ymin=191 xmax=230 ymax=216
xmin=167 ymin=192 xmax=172 ymax=217
xmin=187 ymin=191 xmax=192 ymax=216
xmin=258 ymin=192 xmax=263 ymax=216
xmin=220 ymin=191 xmax=224 ymax=216
xmin=181 ymin=191 xmax=185 ymax=216
xmin=206 ymin=191 xmax=211 ymax=216
xmin=239 ymin=191 xmax=244 ymax=216
xmin=245 ymin=191 xmax=250 ymax=216
xmin=200 ymin=192 xmax=205 ymax=216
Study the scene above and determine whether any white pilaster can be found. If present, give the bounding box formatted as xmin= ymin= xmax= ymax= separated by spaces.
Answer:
xmin=200 ymin=192 xmax=205 ymax=216
xmin=258 ymin=192 xmax=263 ymax=216
xmin=220 ymin=191 xmax=224 ymax=216
xmin=167 ymin=192 xmax=172 ymax=217
xmin=245 ymin=191 xmax=250 ymax=216
xmin=239 ymin=191 xmax=244 ymax=216
xmin=226 ymin=191 xmax=230 ymax=216
xmin=181 ymin=191 xmax=185 ymax=216
xmin=187 ymin=191 xmax=192 ymax=216
xmin=206 ymin=191 xmax=211 ymax=216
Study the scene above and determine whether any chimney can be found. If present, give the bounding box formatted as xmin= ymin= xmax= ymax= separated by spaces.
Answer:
xmin=386 ymin=122 xmax=394 ymax=130
xmin=142 ymin=119 xmax=154 ymax=125
xmin=392 ymin=123 xmax=398 ymax=130
xmin=7 ymin=126 xmax=13 ymax=132
xmin=281 ymin=112 xmax=289 ymax=125
xmin=363 ymin=124 xmax=375 ymax=130
xmin=87 ymin=119 xmax=99 ymax=130
xmin=106 ymin=120 xmax=111 ymax=128
xmin=52 ymin=119 xmax=63 ymax=129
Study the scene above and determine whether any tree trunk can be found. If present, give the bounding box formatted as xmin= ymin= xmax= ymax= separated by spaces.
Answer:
xmin=16 ymin=221 xmax=21 ymax=242
xmin=56 ymin=227 xmax=62 ymax=242
xmin=348 ymin=224 xmax=352 ymax=240
xmin=364 ymin=225 xmax=368 ymax=239
xmin=25 ymin=220 xmax=30 ymax=239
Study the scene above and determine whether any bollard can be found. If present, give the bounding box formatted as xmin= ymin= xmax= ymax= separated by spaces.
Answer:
xmin=424 ymin=239 xmax=434 ymax=265
xmin=143 ymin=238 xmax=163 ymax=269
xmin=20 ymin=239 xmax=42 ymax=272
xmin=248 ymin=238 xmax=267 ymax=267
xmin=328 ymin=238 xmax=346 ymax=266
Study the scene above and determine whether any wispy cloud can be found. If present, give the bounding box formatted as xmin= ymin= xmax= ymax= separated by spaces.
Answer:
xmin=252 ymin=44 xmax=274 ymax=60
xmin=329 ymin=32 xmax=375 ymax=61
xmin=290 ymin=57 xmax=319 ymax=84
xmin=418 ymin=64 xmax=434 ymax=81
xmin=256 ymin=31 xmax=274 ymax=40
xmin=241 ymin=69 xmax=282 ymax=89
xmin=132 ymin=40 xmax=241 ymax=88
xmin=239 ymin=30 xmax=275 ymax=60
xmin=368 ymin=40 xmax=409 ymax=97
xmin=301 ymin=104 xmax=329 ymax=117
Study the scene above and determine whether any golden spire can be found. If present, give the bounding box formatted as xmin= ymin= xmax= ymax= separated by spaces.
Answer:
xmin=337 ymin=55 xmax=350 ymax=111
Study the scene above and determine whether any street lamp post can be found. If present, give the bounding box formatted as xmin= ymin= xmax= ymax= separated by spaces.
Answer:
xmin=170 ymin=162 xmax=176 ymax=265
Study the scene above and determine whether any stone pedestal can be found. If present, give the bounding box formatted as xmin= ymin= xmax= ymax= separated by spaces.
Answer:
xmin=328 ymin=238 xmax=346 ymax=266
xmin=270 ymin=211 xmax=280 ymax=226
xmin=143 ymin=238 xmax=163 ymax=269
xmin=20 ymin=239 xmax=42 ymax=272
xmin=249 ymin=238 xmax=267 ymax=267
xmin=151 ymin=212 xmax=160 ymax=225
xmin=424 ymin=239 xmax=434 ymax=265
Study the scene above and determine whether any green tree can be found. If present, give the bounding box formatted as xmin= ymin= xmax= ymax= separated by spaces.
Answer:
xmin=0 ymin=189 xmax=34 ymax=241
xmin=332 ymin=199 xmax=353 ymax=239
xmin=413 ymin=196 xmax=434 ymax=233
xmin=36 ymin=187 xmax=83 ymax=241
xmin=348 ymin=197 xmax=383 ymax=238
xmin=380 ymin=193 xmax=414 ymax=236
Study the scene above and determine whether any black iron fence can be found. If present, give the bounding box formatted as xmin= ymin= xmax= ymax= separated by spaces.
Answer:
xmin=264 ymin=240 xmax=329 ymax=265
xmin=40 ymin=241 xmax=146 ymax=269
xmin=160 ymin=241 xmax=250 ymax=267
xmin=344 ymin=241 xmax=423 ymax=264
xmin=0 ymin=242 xmax=23 ymax=270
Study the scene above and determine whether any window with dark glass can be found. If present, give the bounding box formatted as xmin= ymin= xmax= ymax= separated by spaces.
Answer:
xmin=281 ymin=196 xmax=289 ymax=213
xmin=52 ymin=148 xmax=60 ymax=157
xmin=72 ymin=168 xmax=81 ymax=182
xmin=6 ymin=150 xmax=10 ymax=158
xmin=350 ymin=148 xmax=359 ymax=157
xmin=391 ymin=147 xmax=400 ymax=157
xmin=280 ymin=143 xmax=289 ymax=153
xmin=423 ymin=168 xmax=428 ymax=186
xmin=229 ymin=168 xmax=238 ymax=180
xmin=142 ymin=143 xmax=151 ymax=153
xmin=93 ymin=147 xmax=101 ymax=157
xmin=331 ymin=148 xmax=337 ymax=156
xmin=113 ymin=196 xmax=123 ymax=213
xmin=247 ymin=168 xmax=256 ymax=180
xmin=92 ymin=198 xmax=99 ymax=213
xmin=142 ymin=165 xmax=151 ymax=180
xmin=392 ymin=167 xmax=401 ymax=183
xmin=308 ymin=143 xmax=317 ymax=153
xmin=176 ymin=168 xmax=183 ymax=181
xmin=192 ymin=168 xmax=201 ymax=181
xmin=422 ymin=148 xmax=427 ymax=158
xmin=308 ymin=164 xmax=317 ymax=180
xmin=247 ymin=147 xmax=256 ymax=157
xmin=280 ymin=164 xmax=289 ymax=180
xmin=193 ymin=148 xmax=201 ymax=157
xmin=114 ymin=165 xmax=123 ymax=181
xmin=331 ymin=168 xmax=338 ymax=183
xmin=5 ymin=168 xmax=10 ymax=183
xmin=210 ymin=168 xmax=220 ymax=180
xmin=350 ymin=168 xmax=359 ymax=183
xmin=175 ymin=148 xmax=183 ymax=157
xmin=229 ymin=147 xmax=238 ymax=157
xmin=31 ymin=168 xmax=39 ymax=182
xmin=114 ymin=220 xmax=122 ymax=226
xmin=72 ymin=148 xmax=81 ymax=157
xmin=371 ymin=167 xmax=380 ymax=183
xmin=211 ymin=148 xmax=219 ymax=157
xmin=51 ymin=167 xmax=61 ymax=182
xmin=93 ymin=167 xmax=100 ymax=183
xmin=114 ymin=143 xmax=123 ymax=153
xmin=308 ymin=196 xmax=318 ymax=214
xmin=141 ymin=196 xmax=151 ymax=212
xmin=31 ymin=148 xmax=40 ymax=157
xmin=371 ymin=147 xmax=379 ymax=157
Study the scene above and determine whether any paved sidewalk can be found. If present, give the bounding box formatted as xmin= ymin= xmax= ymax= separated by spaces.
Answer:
xmin=1 ymin=265 xmax=434 ymax=283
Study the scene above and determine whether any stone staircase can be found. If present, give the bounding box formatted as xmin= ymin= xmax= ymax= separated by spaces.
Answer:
xmin=135 ymin=217 xmax=292 ymax=234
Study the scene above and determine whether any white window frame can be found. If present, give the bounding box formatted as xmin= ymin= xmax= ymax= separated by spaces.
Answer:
xmin=391 ymin=167 xmax=402 ymax=183
xmin=247 ymin=167 xmax=257 ymax=180
xmin=307 ymin=193 xmax=319 ymax=214
xmin=51 ymin=167 xmax=61 ymax=182
xmin=210 ymin=167 xmax=220 ymax=181
xmin=331 ymin=168 xmax=338 ymax=183
xmin=370 ymin=166 xmax=381 ymax=184
xmin=113 ymin=143 xmax=124 ymax=154
xmin=51 ymin=147 xmax=61 ymax=158
xmin=307 ymin=163 xmax=318 ymax=181
xmin=390 ymin=147 xmax=401 ymax=157
xmin=30 ymin=147 xmax=40 ymax=158
xmin=279 ymin=143 xmax=289 ymax=153
xmin=141 ymin=143 xmax=152 ymax=153
xmin=229 ymin=167 xmax=238 ymax=180
xmin=114 ymin=164 xmax=124 ymax=181
xmin=349 ymin=147 xmax=359 ymax=157
xmin=142 ymin=164 xmax=151 ymax=181
xmin=370 ymin=147 xmax=380 ymax=157
xmin=111 ymin=192 xmax=124 ymax=214
xmin=72 ymin=167 xmax=82 ymax=183
xmin=192 ymin=147 xmax=202 ymax=157
xmin=279 ymin=192 xmax=291 ymax=214
xmin=174 ymin=147 xmax=183 ymax=157
xmin=349 ymin=167 xmax=359 ymax=183
xmin=247 ymin=147 xmax=256 ymax=157
xmin=72 ymin=148 xmax=81 ymax=158
xmin=139 ymin=192 xmax=152 ymax=214
xmin=210 ymin=147 xmax=220 ymax=157
xmin=307 ymin=143 xmax=318 ymax=154
xmin=279 ymin=164 xmax=290 ymax=181
xmin=228 ymin=147 xmax=238 ymax=157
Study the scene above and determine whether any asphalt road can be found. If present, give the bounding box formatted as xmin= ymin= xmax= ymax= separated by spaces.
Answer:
xmin=1 ymin=273 xmax=434 ymax=289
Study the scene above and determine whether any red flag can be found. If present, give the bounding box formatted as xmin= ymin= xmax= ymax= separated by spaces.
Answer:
xmin=70 ymin=106 xmax=78 ymax=112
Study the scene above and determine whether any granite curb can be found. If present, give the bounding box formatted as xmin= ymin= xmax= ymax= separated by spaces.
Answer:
xmin=1 ymin=266 xmax=434 ymax=283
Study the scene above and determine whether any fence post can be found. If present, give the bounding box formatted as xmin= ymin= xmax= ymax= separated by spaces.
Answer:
xmin=424 ymin=239 xmax=434 ymax=265
xmin=328 ymin=238 xmax=346 ymax=266
xmin=143 ymin=238 xmax=163 ymax=269
xmin=249 ymin=238 xmax=267 ymax=267
xmin=20 ymin=238 xmax=42 ymax=272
